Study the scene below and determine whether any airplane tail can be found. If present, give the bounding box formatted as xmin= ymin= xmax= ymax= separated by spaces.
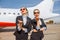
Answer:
xmin=32 ymin=0 xmax=60 ymax=19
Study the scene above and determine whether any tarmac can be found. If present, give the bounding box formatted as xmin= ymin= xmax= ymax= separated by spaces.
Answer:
xmin=0 ymin=24 xmax=60 ymax=40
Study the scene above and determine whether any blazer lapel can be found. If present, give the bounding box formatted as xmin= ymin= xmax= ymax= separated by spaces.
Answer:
xmin=26 ymin=17 xmax=29 ymax=25
xmin=33 ymin=19 xmax=37 ymax=25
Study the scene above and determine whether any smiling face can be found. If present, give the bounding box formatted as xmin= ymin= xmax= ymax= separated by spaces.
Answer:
xmin=20 ymin=7 xmax=28 ymax=15
xmin=34 ymin=9 xmax=40 ymax=20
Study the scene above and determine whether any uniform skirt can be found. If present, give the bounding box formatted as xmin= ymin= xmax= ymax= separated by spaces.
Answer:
xmin=30 ymin=31 xmax=44 ymax=40
xmin=14 ymin=31 xmax=28 ymax=40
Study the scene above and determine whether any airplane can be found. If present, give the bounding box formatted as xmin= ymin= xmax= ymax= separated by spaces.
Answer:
xmin=0 ymin=0 xmax=60 ymax=27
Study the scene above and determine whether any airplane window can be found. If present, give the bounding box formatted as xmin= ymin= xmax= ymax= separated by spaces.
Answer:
xmin=4 ymin=12 xmax=6 ymax=15
xmin=13 ymin=13 xmax=15 ymax=15
xmin=0 ymin=13 xmax=1 ymax=15
xmin=18 ymin=13 xmax=20 ymax=15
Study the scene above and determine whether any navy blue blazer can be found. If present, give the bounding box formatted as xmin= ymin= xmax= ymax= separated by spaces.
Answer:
xmin=16 ymin=16 xmax=32 ymax=33
xmin=32 ymin=18 xmax=47 ymax=31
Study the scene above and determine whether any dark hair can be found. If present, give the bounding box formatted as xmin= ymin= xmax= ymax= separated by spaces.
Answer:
xmin=33 ymin=9 xmax=40 ymax=14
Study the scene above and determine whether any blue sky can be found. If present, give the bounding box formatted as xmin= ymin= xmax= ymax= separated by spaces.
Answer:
xmin=0 ymin=0 xmax=42 ymax=8
xmin=0 ymin=0 xmax=60 ymax=14
xmin=53 ymin=0 xmax=60 ymax=14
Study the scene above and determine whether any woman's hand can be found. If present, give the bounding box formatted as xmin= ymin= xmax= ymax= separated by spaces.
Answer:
xmin=40 ymin=28 xmax=45 ymax=31
xmin=33 ymin=29 xmax=38 ymax=32
xmin=18 ymin=20 xmax=23 ymax=28
xmin=18 ymin=20 xmax=23 ymax=24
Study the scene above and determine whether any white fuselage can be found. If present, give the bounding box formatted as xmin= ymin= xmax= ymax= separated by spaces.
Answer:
xmin=0 ymin=0 xmax=60 ymax=26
